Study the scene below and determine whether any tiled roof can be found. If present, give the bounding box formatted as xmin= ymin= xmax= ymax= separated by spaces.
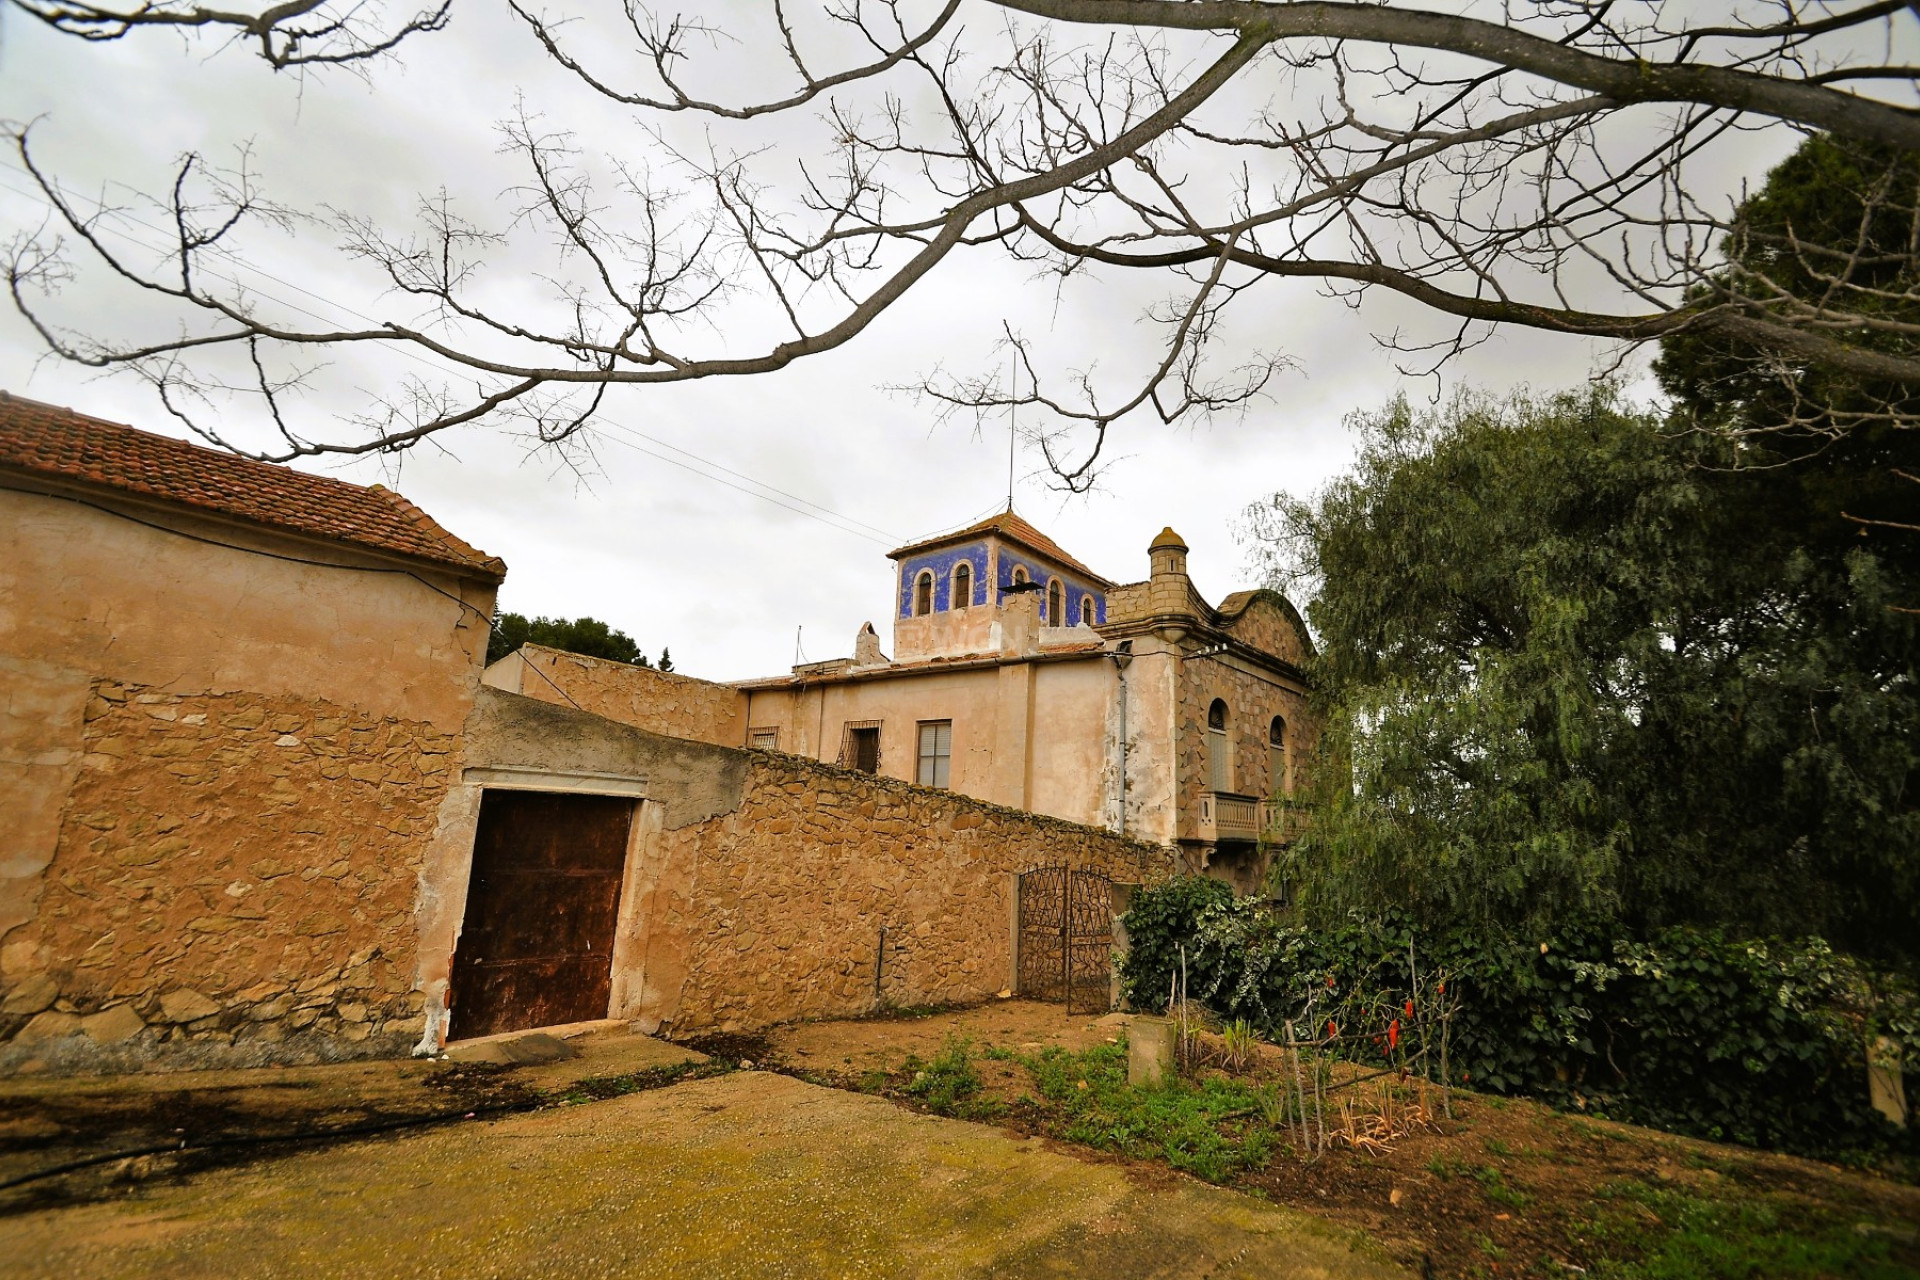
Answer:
xmin=888 ymin=508 xmax=1111 ymax=586
xmin=0 ymin=392 xmax=506 ymax=581
xmin=732 ymin=640 xmax=1109 ymax=688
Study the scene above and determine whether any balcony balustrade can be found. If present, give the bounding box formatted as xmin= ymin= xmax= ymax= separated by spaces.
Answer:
xmin=1196 ymin=792 xmax=1310 ymax=845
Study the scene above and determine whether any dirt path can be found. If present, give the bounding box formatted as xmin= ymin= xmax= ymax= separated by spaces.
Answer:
xmin=4 ymin=1002 xmax=1914 ymax=1278
xmin=0 ymin=1070 xmax=1410 ymax=1280
xmin=0 ymin=1029 xmax=707 ymax=1214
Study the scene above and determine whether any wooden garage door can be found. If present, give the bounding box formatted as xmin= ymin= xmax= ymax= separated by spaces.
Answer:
xmin=447 ymin=790 xmax=636 ymax=1040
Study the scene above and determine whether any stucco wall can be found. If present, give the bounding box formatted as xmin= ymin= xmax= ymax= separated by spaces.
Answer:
xmin=448 ymin=690 xmax=1173 ymax=1039
xmin=486 ymin=645 xmax=746 ymax=748
xmin=738 ymin=654 xmax=1125 ymax=829
xmin=0 ymin=483 xmax=497 ymax=1074
xmin=0 ymin=684 xmax=454 ymax=1073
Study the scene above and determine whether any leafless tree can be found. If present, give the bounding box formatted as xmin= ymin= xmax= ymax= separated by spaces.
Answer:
xmin=7 ymin=0 xmax=450 ymax=69
xmin=8 ymin=0 xmax=1920 ymax=478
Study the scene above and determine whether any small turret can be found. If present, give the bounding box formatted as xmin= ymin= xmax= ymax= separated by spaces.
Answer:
xmin=1149 ymin=527 xmax=1189 ymax=579
xmin=1147 ymin=527 xmax=1195 ymax=640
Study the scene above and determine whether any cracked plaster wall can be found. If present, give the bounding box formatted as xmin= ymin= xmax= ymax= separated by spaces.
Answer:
xmin=0 ymin=485 xmax=496 ymax=1074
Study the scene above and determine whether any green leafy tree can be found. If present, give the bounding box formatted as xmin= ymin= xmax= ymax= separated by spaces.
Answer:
xmin=486 ymin=613 xmax=655 ymax=668
xmin=1250 ymin=386 xmax=1918 ymax=967
xmin=1655 ymin=131 xmax=1920 ymax=598
xmin=1656 ymin=134 xmax=1920 ymax=461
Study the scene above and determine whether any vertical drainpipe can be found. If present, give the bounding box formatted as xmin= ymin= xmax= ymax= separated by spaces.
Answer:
xmin=1107 ymin=642 xmax=1133 ymax=837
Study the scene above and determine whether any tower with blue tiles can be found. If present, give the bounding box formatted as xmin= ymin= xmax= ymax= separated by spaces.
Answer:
xmin=886 ymin=508 xmax=1112 ymax=661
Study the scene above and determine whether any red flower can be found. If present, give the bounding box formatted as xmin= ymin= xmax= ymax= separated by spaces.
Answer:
xmin=1326 ymin=1020 xmax=1338 ymax=1040
xmin=1404 ymin=999 xmax=1415 ymax=1018
xmin=1387 ymin=1019 xmax=1400 ymax=1051
xmin=1437 ymin=980 xmax=1446 ymax=995
xmin=1326 ymin=974 xmax=1336 ymax=988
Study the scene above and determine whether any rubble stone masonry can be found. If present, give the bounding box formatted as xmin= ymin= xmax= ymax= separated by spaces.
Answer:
xmin=1175 ymin=655 xmax=1315 ymax=840
xmin=490 ymin=645 xmax=745 ymax=747
xmin=628 ymin=750 xmax=1177 ymax=1035
xmin=0 ymin=683 xmax=452 ymax=1073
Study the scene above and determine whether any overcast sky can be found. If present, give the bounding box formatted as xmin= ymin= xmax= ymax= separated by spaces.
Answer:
xmin=0 ymin=2 xmax=1762 ymax=680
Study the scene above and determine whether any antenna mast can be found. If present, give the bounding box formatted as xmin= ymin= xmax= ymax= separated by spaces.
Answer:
xmin=1007 ymin=348 xmax=1017 ymax=510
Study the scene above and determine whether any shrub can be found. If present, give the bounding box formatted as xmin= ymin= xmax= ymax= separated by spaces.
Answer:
xmin=1120 ymin=874 xmax=1233 ymax=1011
xmin=1120 ymin=878 xmax=1920 ymax=1156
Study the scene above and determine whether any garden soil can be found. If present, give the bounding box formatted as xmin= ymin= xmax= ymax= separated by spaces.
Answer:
xmin=763 ymin=1000 xmax=1920 ymax=1279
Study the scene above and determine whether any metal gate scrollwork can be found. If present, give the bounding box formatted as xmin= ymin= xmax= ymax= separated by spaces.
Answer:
xmin=1017 ymin=866 xmax=1114 ymax=1014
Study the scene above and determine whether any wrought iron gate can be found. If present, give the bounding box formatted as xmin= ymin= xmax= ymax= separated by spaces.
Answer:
xmin=1017 ymin=866 xmax=1114 ymax=1014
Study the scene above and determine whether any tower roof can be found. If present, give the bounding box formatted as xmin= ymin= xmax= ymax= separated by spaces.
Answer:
xmin=1149 ymin=526 xmax=1188 ymax=553
xmin=888 ymin=509 xmax=1112 ymax=587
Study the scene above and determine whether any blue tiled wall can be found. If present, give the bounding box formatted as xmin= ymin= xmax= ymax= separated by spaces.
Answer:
xmin=898 ymin=540 xmax=1107 ymax=625
xmin=897 ymin=542 xmax=988 ymax=617
xmin=997 ymin=551 xmax=1106 ymax=626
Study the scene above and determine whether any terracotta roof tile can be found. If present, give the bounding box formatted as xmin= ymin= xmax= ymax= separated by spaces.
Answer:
xmin=888 ymin=508 xmax=1111 ymax=586
xmin=0 ymin=393 xmax=506 ymax=581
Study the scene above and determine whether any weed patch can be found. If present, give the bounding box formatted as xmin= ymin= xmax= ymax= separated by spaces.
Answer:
xmin=1017 ymin=1042 xmax=1277 ymax=1182
xmin=901 ymin=1038 xmax=1003 ymax=1121
xmin=1581 ymin=1181 xmax=1916 ymax=1279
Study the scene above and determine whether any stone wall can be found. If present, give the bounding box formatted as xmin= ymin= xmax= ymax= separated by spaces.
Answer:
xmin=0 ymin=684 xmax=453 ymax=1073
xmin=455 ymin=690 xmax=1176 ymax=1040
xmin=639 ymin=752 xmax=1172 ymax=1033
xmin=489 ymin=645 xmax=745 ymax=747
xmin=0 ymin=483 xmax=494 ymax=955
xmin=1176 ymin=655 xmax=1314 ymax=837
xmin=1219 ymin=593 xmax=1311 ymax=669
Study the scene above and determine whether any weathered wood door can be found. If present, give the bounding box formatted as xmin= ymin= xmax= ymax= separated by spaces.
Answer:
xmin=447 ymin=790 xmax=635 ymax=1040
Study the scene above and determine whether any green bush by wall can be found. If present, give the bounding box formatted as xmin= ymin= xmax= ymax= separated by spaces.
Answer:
xmin=1121 ymin=878 xmax=1919 ymax=1156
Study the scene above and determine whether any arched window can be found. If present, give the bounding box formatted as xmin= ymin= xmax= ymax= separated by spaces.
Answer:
xmin=1047 ymin=579 xmax=1063 ymax=625
xmin=1080 ymin=596 xmax=1094 ymax=627
xmin=952 ymin=562 xmax=972 ymax=609
xmin=1207 ymin=699 xmax=1231 ymax=792
xmin=1012 ymin=565 xmax=1029 ymax=585
xmin=1269 ymin=716 xmax=1288 ymax=795
xmin=914 ymin=570 xmax=934 ymax=617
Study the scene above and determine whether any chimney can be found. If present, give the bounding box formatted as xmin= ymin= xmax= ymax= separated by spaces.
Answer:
xmin=852 ymin=621 xmax=888 ymax=668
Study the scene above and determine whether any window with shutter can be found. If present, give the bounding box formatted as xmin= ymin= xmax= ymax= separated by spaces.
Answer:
xmin=916 ymin=720 xmax=952 ymax=788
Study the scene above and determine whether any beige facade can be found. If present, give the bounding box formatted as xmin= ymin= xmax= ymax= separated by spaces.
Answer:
xmin=502 ymin=513 xmax=1319 ymax=892
xmin=1 ymin=396 xmax=1193 ymax=1070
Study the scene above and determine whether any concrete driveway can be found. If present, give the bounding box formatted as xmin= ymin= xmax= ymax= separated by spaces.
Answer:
xmin=4 ymin=1070 xmax=1409 ymax=1279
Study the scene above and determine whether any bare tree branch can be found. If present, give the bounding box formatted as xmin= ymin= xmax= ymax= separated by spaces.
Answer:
xmin=9 ymin=0 xmax=450 ymax=68
xmin=12 ymin=0 xmax=1920 ymax=477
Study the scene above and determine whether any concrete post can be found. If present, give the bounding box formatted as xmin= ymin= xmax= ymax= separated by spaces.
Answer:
xmin=1007 ymin=871 xmax=1023 ymax=997
xmin=1129 ymin=1016 xmax=1176 ymax=1087
xmin=1870 ymin=1036 xmax=1910 ymax=1128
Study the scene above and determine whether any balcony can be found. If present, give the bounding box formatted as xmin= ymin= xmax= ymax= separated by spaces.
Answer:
xmin=1197 ymin=791 xmax=1261 ymax=843
xmin=1196 ymin=792 xmax=1311 ymax=846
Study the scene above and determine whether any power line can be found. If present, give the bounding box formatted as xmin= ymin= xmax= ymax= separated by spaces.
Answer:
xmin=0 ymin=163 xmax=904 ymax=547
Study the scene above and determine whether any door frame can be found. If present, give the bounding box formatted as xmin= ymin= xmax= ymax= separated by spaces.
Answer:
xmin=449 ymin=767 xmax=653 ymax=1040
